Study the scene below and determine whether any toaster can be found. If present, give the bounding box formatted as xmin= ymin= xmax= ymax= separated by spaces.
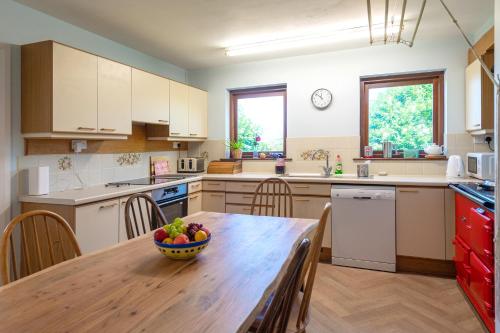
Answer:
xmin=178 ymin=157 xmax=205 ymax=173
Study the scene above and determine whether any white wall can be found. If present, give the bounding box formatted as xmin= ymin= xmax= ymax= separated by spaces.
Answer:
xmin=0 ymin=44 xmax=11 ymax=230
xmin=188 ymin=38 xmax=468 ymax=140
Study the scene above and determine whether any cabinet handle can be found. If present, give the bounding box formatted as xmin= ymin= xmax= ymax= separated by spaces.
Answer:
xmin=242 ymin=195 xmax=254 ymax=199
xmin=170 ymin=132 xmax=181 ymax=135
xmin=191 ymin=183 xmax=201 ymax=187
xmin=460 ymin=216 xmax=467 ymax=223
xmin=294 ymin=185 xmax=310 ymax=189
xmin=189 ymin=194 xmax=201 ymax=200
xmin=99 ymin=128 xmax=116 ymax=132
xmin=295 ymin=199 xmax=310 ymax=202
xmin=210 ymin=194 xmax=224 ymax=197
xmin=77 ymin=127 xmax=96 ymax=131
xmin=473 ymin=124 xmax=481 ymax=127
xmin=99 ymin=203 xmax=117 ymax=209
xmin=241 ymin=184 xmax=255 ymax=187
xmin=190 ymin=133 xmax=198 ymax=136
xmin=399 ymin=189 xmax=419 ymax=193
xmin=242 ymin=208 xmax=251 ymax=211
xmin=158 ymin=120 xmax=169 ymax=123
xmin=207 ymin=183 xmax=221 ymax=185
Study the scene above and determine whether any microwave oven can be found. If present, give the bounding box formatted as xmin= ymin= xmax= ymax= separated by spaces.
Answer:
xmin=466 ymin=152 xmax=495 ymax=180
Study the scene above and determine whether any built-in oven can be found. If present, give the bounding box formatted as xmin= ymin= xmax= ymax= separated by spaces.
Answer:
xmin=152 ymin=183 xmax=188 ymax=224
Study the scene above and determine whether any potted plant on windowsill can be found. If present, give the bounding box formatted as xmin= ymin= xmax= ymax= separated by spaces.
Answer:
xmin=227 ymin=139 xmax=244 ymax=159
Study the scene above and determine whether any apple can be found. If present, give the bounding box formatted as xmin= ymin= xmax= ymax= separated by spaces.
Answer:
xmin=154 ymin=228 xmax=168 ymax=242
xmin=162 ymin=237 xmax=173 ymax=244
xmin=173 ymin=234 xmax=190 ymax=245
xmin=200 ymin=227 xmax=211 ymax=237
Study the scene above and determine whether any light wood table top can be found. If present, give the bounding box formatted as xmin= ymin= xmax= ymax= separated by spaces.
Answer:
xmin=0 ymin=212 xmax=317 ymax=333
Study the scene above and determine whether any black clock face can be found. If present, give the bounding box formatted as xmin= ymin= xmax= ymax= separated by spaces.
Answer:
xmin=311 ymin=88 xmax=333 ymax=109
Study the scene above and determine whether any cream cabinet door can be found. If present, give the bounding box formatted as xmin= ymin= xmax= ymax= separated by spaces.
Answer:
xmin=98 ymin=58 xmax=132 ymax=135
xmin=52 ymin=43 xmax=98 ymax=133
xmin=169 ymin=81 xmax=189 ymax=137
xmin=131 ymin=68 xmax=170 ymax=124
xmin=75 ymin=199 xmax=119 ymax=254
xmin=188 ymin=192 xmax=202 ymax=215
xmin=202 ymin=192 xmax=225 ymax=213
xmin=292 ymin=196 xmax=331 ymax=248
xmin=465 ymin=59 xmax=482 ymax=131
xmin=118 ymin=192 xmax=152 ymax=242
xmin=396 ymin=187 xmax=445 ymax=259
xmin=188 ymin=87 xmax=208 ymax=138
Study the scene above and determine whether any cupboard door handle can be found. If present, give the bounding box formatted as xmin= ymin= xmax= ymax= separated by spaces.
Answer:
xmin=210 ymin=194 xmax=224 ymax=197
xmin=190 ymin=133 xmax=198 ymax=136
xmin=191 ymin=183 xmax=201 ymax=187
xmin=189 ymin=195 xmax=200 ymax=200
xmin=158 ymin=120 xmax=169 ymax=123
xmin=475 ymin=207 xmax=485 ymax=215
xmin=241 ymin=184 xmax=255 ymax=187
xmin=207 ymin=183 xmax=221 ymax=185
xmin=399 ymin=189 xmax=419 ymax=193
xmin=99 ymin=203 xmax=117 ymax=209
xmin=100 ymin=128 xmax=116 ymax=132
xmin=473 ymin=124 xmax=481 ymax=127
xmin=242 ymin=208 xmax=251 ymax=211
xmin=294 ymin=185 xmax=310 ymax=189
xmin=170 ymin=132 xmax=181 ymax=135
xmin=460 ymin=216 xmax=467 ymax=223
xmin=295 ymin=199 xmax=310 ymax=202
xmin=242 ymin=196 xmax=254 ymax=199
xmin=77 ymin=127 xmax=96 ymax=131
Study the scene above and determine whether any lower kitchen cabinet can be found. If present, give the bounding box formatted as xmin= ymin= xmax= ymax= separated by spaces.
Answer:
xmin=293 ymin=196 xmax=332 ymax=248
xmin=396 ymin=187 xmax=446 ymax=260
xmin=188 ymin=192 xmax=202 ymax=215
xmin=226 ymin=204 xmax=252 ymax=215
xmin=202 ymin=192 xmax=225 ymax=213
xmin=75 ymin=199 xmax=120 ymax=254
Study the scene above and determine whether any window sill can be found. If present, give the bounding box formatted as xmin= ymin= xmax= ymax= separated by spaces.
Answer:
xmin=222 ymin=158 xmax=292 ymax=162
xmin=354 ymin=157 xmax=448 ymax=161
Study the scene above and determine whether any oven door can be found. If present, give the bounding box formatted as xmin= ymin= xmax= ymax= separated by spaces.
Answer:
xmin=158 ymin=197 xmax=188 ymax=223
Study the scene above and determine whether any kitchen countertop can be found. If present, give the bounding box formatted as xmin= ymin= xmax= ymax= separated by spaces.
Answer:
xmin=19 ymin=173 xmax=476 ymax=206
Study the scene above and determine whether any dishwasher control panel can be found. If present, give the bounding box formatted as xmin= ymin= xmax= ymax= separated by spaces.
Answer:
xmin=331 ymin=185 xmax=395 ymax=200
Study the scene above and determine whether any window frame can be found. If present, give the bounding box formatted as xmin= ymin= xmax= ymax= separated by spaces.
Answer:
xmin=359 ymin=71 xmax=445 ymax=158
xmin=229 ymin=85 xmax=287 ymax=158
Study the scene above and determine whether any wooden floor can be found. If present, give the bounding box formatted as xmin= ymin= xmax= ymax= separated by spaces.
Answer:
xmin=304 ymin=264 xmax=485 ymax=333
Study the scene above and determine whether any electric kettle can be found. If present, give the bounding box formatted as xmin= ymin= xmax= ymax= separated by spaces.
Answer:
xmin=446 ymin=155 xmax=464 ymax=178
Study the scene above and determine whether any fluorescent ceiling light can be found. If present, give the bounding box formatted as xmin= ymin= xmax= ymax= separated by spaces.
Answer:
xmin=225 ymin=23 xmax=402 ymax=57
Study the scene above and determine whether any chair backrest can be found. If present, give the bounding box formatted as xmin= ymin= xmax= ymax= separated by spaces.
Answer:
xmin=296 ymin=202 xmax=332 ymax=331
xmin=256 ymin=238 xmax=311 ymax=333
xmin=124 ymin=193 xmax=168 ymax=239
xmin=250 ymin=178 xmax=293 ymax=217
xmin=0 ymin=210 xmax=81 ymax=285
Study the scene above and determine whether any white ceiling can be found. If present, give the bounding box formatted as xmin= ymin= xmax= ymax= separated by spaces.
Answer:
xmin=15 ymin=0 xmax=494 ymax=70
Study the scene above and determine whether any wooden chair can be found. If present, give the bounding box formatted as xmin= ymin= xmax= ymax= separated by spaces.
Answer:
xmin=255 ymin=238 xmax=311 ymax=333
xmin=0 ymin=210 xmax=81 ymax=285
xmin=294 ymin=202 xmax=332 ymax=332
xmin=124 ymin=193 xmax=168 ymax=239
xmin=250 ymin=178 xmax=293 ymax=217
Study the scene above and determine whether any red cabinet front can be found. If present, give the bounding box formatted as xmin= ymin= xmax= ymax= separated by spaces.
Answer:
xmin=453 ymin=236 xmax=471 ymax=285
xmin=455 ymin=194 xmax=473 ymax=244
xmin=469 ymin=207 xmax=494 ymax=268
xmin=470 ymin=252 xmax=495 ymax=318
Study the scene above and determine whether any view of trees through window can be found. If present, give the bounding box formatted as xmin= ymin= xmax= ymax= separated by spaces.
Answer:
xmin=368 ymin=83 xmax=434 ymax=150
xmin=236 ymin=95 xmax=285 ymax=152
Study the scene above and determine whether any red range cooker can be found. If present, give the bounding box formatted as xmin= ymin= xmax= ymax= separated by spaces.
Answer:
xmin=451 ymin=182 xmax=495 ymax=333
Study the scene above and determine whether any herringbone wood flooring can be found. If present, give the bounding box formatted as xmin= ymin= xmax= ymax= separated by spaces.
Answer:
xmin=304 ymin=264 xmax=485 ymax=333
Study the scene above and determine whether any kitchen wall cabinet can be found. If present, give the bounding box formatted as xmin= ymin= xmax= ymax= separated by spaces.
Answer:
xmin=169 ymin=81 xmax=189 ymax=137
xmin=98 ymin=57 xmax=132 ymax=135
xmin=465 ymin=53 xmax=494 ymax=133
xmin=131 ymin=68 xmax=170 ymax=125
xmin=202 ymin=192 xmax=225 ymax=213
xmin=188 ymin=87 xmax=208 ymax=138
xmin=396 ymin=187 xmax=446 ymax=260
xmin=75 ymin=199 xmax=120 ymax=254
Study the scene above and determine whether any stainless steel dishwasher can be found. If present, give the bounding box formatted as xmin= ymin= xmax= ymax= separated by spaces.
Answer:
xmin=331 ymin=185 xmax=396 ymax=272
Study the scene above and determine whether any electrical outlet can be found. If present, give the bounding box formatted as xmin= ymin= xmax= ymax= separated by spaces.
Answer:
xmin=172 ymin=142 xmax=181 ymax=149
xmin=71 ymin=140 xmax=87 ymax=153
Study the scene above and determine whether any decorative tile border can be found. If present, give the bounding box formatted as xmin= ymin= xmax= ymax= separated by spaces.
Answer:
xmin=300 ymin=149 xmax=330 ymax=161
xmin=116 ymin=153 xmax=141 ymax=166
xmin=57 ymin=156 xmax=72 ymax=171
xmin=200 ymin=151 xmax=209 ymax=160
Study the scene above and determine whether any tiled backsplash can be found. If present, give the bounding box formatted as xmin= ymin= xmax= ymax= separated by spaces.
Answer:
xmin=189 ymin=133 xmax=492 ymax=176
xmin=17 ymin=151 xmax=185 ymax=193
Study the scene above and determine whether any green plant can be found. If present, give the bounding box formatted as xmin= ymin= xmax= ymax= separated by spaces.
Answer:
xmin=227 ymin=139 xmax=244 ymax=150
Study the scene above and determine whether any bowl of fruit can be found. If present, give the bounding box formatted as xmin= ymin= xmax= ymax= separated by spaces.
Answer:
xmin=153 ymin=218 xmax=211 ymax=260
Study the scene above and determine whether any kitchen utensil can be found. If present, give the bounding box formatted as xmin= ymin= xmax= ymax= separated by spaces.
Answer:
xmin=154 ymin=235 xmax=211 ymax=259
xmin=446 ymin=155 xmax=465 ymax=177
xmin=357 ymin=161 xmax=370 ymax=178
xmin=424 ymin=144 xmax=444 ymax=155
xmin=382 ymin=141 xmax=393 ymax=158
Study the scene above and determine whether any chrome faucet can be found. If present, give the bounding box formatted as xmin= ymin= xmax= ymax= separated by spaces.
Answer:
xmin=321 ymin=154 xmax=333 ymax=177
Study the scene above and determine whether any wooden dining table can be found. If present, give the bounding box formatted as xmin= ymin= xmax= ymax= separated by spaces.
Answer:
xmin=0 ymin=211 xmax=318 ymax=333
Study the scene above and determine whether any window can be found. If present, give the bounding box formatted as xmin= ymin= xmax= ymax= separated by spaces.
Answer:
xmin=230 ymin=85 xmax=287 ymax=158
xmin=360 ymin=71 xmax=444 ymax=158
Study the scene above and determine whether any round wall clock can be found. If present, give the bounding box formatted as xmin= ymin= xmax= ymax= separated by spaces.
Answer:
xmin=311 ymin=88 xmax=333 ymax=110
